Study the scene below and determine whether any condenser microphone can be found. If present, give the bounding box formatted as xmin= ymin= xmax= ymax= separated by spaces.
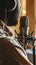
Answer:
xmin=20 ymin=16 xmax=28 ymax=28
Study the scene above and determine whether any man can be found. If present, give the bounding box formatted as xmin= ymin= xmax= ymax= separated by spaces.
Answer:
xmin=0 ymin=0 xmax=33 ymax=65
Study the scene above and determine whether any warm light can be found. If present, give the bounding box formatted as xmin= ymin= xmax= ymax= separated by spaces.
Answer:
xmin=34 ymin=0 xmax=36 ymax=19
xmin=22 ymin=10 xmax=26 ymax=15
xmin=21 ymin=0 xmax=26 ymax=16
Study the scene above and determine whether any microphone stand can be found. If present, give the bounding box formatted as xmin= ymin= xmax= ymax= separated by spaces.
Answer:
xmin=26 ymin=35 xmax=36 ymax=65
xmin=32 ymin=38 xmax=36 ymax=65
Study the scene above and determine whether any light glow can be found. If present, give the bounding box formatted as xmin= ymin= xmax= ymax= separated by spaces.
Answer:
xmin=22 ymin=10 xmax=26 ymax=15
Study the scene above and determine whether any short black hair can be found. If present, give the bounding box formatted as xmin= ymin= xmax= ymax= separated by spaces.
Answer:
xmin=0 ymin=0 xmax=20 ymax=26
